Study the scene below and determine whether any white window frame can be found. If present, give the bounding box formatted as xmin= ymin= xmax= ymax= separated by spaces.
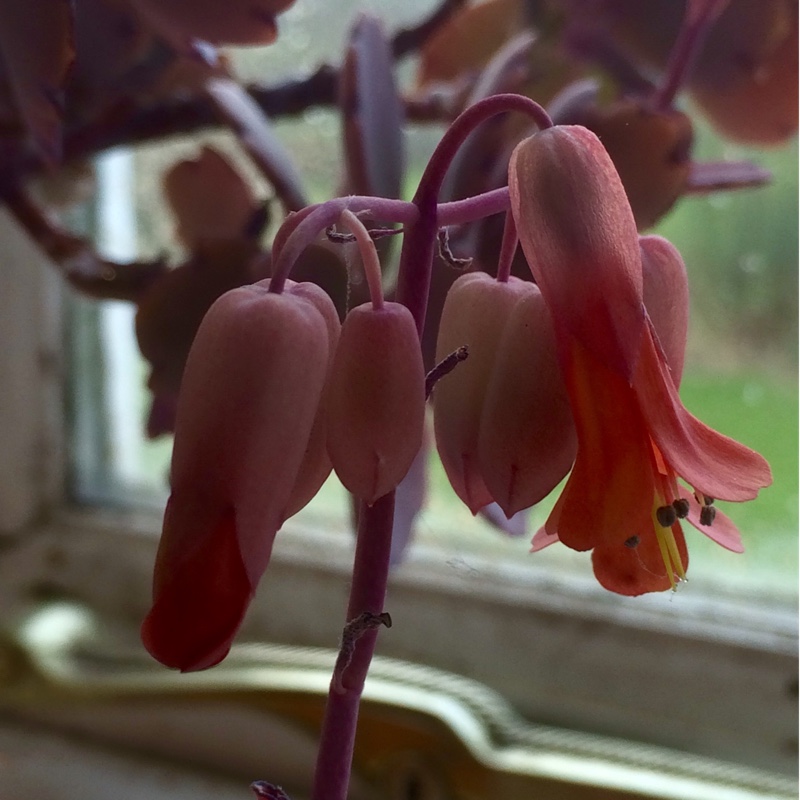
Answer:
xmin=0 ymin=209 xmax=796 ymax=798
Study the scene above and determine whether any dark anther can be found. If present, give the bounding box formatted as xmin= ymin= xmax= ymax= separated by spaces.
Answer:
xmin=656 ymin=505 xmax=677 ymax=528
xmin=624 ymin=535 xmax=640 ymax=549
xmin=437 ymin=227 xmax=473 ymax=270
xmin=699 ymin=505 xmax=717 ymax=526
xmin=672 ymin=498 xmax=690 ymax=519
xmin=425 ymin=345 xmax=469 ymax=399
xmin=251 ymin=781 xmax=292 ymax=799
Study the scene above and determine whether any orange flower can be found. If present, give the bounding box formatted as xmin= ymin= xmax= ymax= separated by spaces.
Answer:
xmin=509 ymin=125 xmax=772 ymax=594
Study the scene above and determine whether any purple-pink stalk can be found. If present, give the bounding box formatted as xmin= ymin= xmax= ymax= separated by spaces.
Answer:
xmin=265 ymin=93 xmax=552 ymax=800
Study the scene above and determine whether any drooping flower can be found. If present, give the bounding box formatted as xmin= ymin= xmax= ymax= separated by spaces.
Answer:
xmin=326 ymin=301 xmax=426 ymax=505
xmin=141 ymin=279 xmax=338 ymax=670
xmin=509 ymin=125 xmax=772 ymax=594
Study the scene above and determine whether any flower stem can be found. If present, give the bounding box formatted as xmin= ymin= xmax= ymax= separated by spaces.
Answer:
xmin=269 ymin=197 xmax=418 ymax=293
xmin=495 ymin=211 xmax=518 ymax=283
xmin=396 ymin=94 xmax=552 ymax=334
xmin=310 ymin=492 xmax=395 ymax=800
xmin=652 ymin=0 xmax=730 ymax=111
xmin=338 ymin=209 xmax=384 ymax=310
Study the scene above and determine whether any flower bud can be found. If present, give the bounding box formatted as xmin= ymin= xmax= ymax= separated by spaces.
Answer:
xmin=326 ymin=301 xmax=425 ymax=504
xmin=433 ymin=272 xmax=531 ymax=513
xmin=478 ymin=283 xmax=577 ymax=517
xmin=142 ymin=279 xmax=334 ymax=670
xmin=282 ymin=281 xmax=342 ymax=520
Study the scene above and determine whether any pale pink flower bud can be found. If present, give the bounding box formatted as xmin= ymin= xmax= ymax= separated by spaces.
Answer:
xmin=326 ymin=302 xmax=425 ymax=505
xmin=433 ymin=272 xmax=529 ymax=513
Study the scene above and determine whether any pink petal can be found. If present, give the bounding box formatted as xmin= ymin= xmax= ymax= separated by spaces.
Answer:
xmin=634 ymin=327 xmax=772 ymax=502
xmin=530 ymin=525 xmax=558 ymax=552
xmin=640 ymin=235 xmax=689 ymax=385
xmin=509 ymin=125 xmax=645 ymax=381
xmin=683 ymin=491 xmax=744 ymax=553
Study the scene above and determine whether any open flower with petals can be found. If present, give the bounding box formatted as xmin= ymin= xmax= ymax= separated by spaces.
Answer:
xmin=509 ymin=125 xmax=772 ymax=594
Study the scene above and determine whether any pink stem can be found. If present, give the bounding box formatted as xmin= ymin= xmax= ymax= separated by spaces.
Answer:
xmin=652 ymin=0 xmax=730 ymax=111
xmin=494 ymin=211 xmax=519 ymax=283
xmin=395 ymin=93 xmax=551 ymax=334
xmin=310 ymin=492 xmax=395 ymax=800
xmin=338 ymin=209 xmax=384 ymax=310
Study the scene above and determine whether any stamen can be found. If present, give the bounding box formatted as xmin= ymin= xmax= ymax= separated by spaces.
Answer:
xmin=699 ymin=505 xmax=717 ymax=526
xmin=672 ymin=498 xmax=690 ymax=519
xmin=624 ymin=535 xmax=640 ymax=549
xmin=654 ymin=526 xmax=676 ymax=591
xmin=656 ymin=505 xmax=677 ymax=528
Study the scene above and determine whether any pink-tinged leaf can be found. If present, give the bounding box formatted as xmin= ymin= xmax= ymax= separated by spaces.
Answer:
xmin=686 ymin=160 xmax=771 ymax=193
xmin=547 ymin=79 xmax=599 ymax=126
xmin=480 ymin=503 xmax=528 ymax=538
xmin=142 ymin=503 xmax=253 ymax=671
xmin=640 ymin=235 xmax=689 ymax=384
xmin=683 ymin=490 xmax=744 ymax=552
xmin=509 ymin=125 xmax=646 ymax=380
xmin=341 ymin=14 xmax=405 ymax=200
xmin=206 ymin=77 xmax=307 ymax=212
xmin=127 ymin=0 xmax=296 ymax=48
xmin=163 ymin=145 xmax=260 ymax=249
xmin=0 ymin=0 xmax=74 ymax=164
xmin=530 ymin=525 xmax=558 ymax=552
xmin=72 ymin=0 xmax=157 ymax=91
xmin=634 ymin=326 xmax=772 ymax=502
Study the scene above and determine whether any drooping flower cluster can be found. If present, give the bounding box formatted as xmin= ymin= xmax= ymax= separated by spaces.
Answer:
xmin=142 ymin=270 xmax=426 ymax=671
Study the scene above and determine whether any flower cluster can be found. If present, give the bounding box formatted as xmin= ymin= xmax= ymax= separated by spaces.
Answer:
xmin=142 ymin=238 xmax=426 ymax=671
xmin=143 ymin=119 xmax=772 ymax=676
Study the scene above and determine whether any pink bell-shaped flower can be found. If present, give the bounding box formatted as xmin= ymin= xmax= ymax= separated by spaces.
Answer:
xmin=142 ymin=279 xmax=337 ymax=669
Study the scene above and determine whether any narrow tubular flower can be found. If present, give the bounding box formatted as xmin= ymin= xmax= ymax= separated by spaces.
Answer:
xmin=326 ymin=301 xmax=426 ymax=505
xmin=478 ymin=283 xmax=577 ymax=517
xmin=142 ymin=279 xmax=335 ymax=670
xmin=433 ymin=272 xmax=532 ymax=513
xmin=510 ymin=125 xmax=772 ymax=594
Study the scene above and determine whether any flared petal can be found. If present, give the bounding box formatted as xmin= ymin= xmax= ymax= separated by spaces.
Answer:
xmin=142 ymin=503 xmax=252 ymax=671
xmin=509 ymin=125 xmax=645 ymax=380
xmin=530 ymin=525 xmax=558 ymax=552
xmin=592 ymin=522 xmax=689 ymax=597
xmin=634 ymin=326 xmax=772 ymax=501
xmin=640 ymin=235 xmax=689 ymax=385
xmin=683 ymin=491 xmax=744 ymax=553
